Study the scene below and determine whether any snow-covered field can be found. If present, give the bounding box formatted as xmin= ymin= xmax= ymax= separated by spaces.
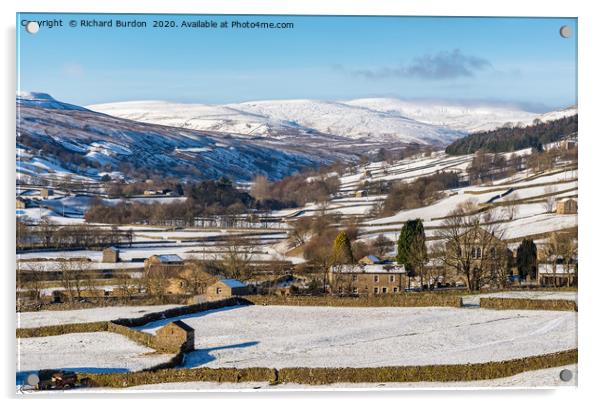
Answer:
xmin=16 ymin=332 xmax=172 ymax=383
xmin=17 ymin=305 xmax=180 ymax=328
xmin=133 ymin=305 xmax=576 ymax=369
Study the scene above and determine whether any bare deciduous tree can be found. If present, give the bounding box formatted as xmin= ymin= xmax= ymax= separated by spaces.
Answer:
xmin=221 ymin=237 xmax=255 ymax=280
xmin=435 ymin=204 xmax=508 ymax=291
xmin=542 ymin=186 xmax=557 ymax=213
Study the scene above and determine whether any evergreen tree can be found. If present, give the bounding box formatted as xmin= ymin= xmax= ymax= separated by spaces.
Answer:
xmin=332 ymin=231 xmax=354 ymax=264
xmin=516 ymin=239 xmax=538 ymax=279
xmin=396 ymin=219 xmax=427 ymax=278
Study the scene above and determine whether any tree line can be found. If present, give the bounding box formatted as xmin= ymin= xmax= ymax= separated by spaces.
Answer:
xmin=445 ymin=115 xmax=577 ymax=155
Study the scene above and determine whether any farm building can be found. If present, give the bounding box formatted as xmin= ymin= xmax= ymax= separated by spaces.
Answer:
xmin=102 ymin=247 xmax=120 ymax=263
xmin=559 ymin=139 xmax=577 ymax=150
xmin=39 ymin=188 xmax=53 ymax=198
xmin=537 ymin=263 xmax=577 ymax=287
xmin=358 ymin=255 xmax=383 ymax=265
xmin=16 ymin=197 xmax=27 ymax=209
xmin=206 ymin=279 xmax=249 ymax=300
xmin=164 ymin=266 xmax=217 ymax=295
xmin=328 ymin=261 xmax=406 ymax=295
xmin=154 ymin=320 xmax=195 ymax=353
xmin=144 ymin=254 xmax=184 ymax=268
xmin=556 ymin=198 xmax=577 ymax=215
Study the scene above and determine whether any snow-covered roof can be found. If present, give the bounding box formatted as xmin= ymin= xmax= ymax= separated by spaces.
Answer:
xmin=365 ymin=255 xmax=382 ymax=263
xmin=538 ymin=263 xmax=575 ymax=275
xmin=155 ymin=254 xmax=183 ymax=263
xmin=331 ymin=264 xmax=405 ymax=274
xmin=220 ymin=279 xmax=247 ymax=288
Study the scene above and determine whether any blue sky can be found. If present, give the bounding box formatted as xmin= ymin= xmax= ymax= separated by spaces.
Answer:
xmin=17 ymin=14 xmax=577 ymax=111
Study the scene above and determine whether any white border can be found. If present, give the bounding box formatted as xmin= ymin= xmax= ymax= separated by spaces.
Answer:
xmin=2 ymin=1 xmax=600 ymax=406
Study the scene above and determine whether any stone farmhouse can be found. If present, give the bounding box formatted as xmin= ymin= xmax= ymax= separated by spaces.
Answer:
xmin=328 ymin=255 xmax=406 ymax=295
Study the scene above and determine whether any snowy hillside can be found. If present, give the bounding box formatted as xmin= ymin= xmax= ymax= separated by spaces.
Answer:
xmin=229 ymin=99 xmax=462 ymax=144
xmin=344 ymin=98 xmax=541 ymax=133
xmin=89 ymin=98 xmax=467 ymax=145
xmin=16 ymin=93 xmax=344 ymax=183
xmin=89 ymin=98 xmax=570 ymax=144
xmin=17 ymin=91 xmax=90 ymax=111
xmin=534 ymin=105 xmax=578 ymax=123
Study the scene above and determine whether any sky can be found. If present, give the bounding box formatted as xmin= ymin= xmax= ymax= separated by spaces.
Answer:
xmin=17 ymin=14 xmax=577 ymax=111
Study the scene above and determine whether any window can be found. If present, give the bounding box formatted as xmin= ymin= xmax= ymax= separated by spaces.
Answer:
xmin=389 ymin=275 xmax=395 ymax=283
xmin=382 ymin=287 xmax=387 ymax=294
xmin=476 ymin=247 xmax=482 ymax=259
xmin=216 ymin=287 xmax=222 ymax=294
xmin=338 ymin=286 xmax=343 ymax=293
xmin=374 ymin=287 xmax=379 ymax=294
xmin=352 ymin=274 xmax=358 ymax=281
xmin=352 ymin=287 xmax=358 ymax=294
xmin=393 ymin=287 xmax=398 ymax=293
xmin=374 ymin=275 xmax=379 ymax=283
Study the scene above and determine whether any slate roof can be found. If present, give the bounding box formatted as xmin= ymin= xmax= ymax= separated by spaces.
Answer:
xmin=155 ymin=254 xmax=183 ymax=263
xmin=220 ymin=279 xmax=247 ymax=288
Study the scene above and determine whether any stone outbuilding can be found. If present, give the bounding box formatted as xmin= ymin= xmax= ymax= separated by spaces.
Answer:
xmin=556 ymin=198 xmax=577 ymax=215
xmin=102 ymin=247 xmax=120 ymax=263
xmin=144 ymin=254 xmax=184 ymax=267
xmin=40 ymin=188 xmax=53 ymax=198
xmin=206 ymin=279 xmax=249 ymax=301
xmin=16 ymin=197 xmax=27 ymax=209
xmin=154 ymin=320 xmax=195 ymax=353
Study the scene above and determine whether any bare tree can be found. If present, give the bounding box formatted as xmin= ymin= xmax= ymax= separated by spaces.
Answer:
xmin=542 ymin=186 xmax=557 ymax=213
xmin=435 ymin=204 xmax=508 ymax=291
xmin=143 ymin=263 xmax=171 ymax=301
xmin=57 ymin=260 xmax=77 ymax=302
xmin=181 ymin=262 xmax=215 ymax=295
xmin=501 ymin=197 xmax=519 ymax=221
xmin=545 ymin=231 xmax=577 ymax=287
xmin=289 ymin=217 xmax=312 ymax=248
xmin=21 ymin=262 xmax=47 ymax=307
xmin=221 ymin=237 xmax=255 ymax=280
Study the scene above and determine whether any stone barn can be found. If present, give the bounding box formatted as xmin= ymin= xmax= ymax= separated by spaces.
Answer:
xmin=144 ymin=254 xmax=184 ymax=268
xmin=16 ymin=197 xmax=27 ymax=209
xmin=556 ymin=198 xmax=577 ymax=215
xmin=154 ymin=320 xmax=195 ymax=353
xmin=102 ymin=247 xmax=120 ymax=263
xmin=39 ymin=188 xmax=53 ymax=198
xmin=206 ymin=279 xmax=249 ymax=300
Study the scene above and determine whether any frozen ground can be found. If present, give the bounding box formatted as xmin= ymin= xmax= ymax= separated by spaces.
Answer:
xmin=17 ymin=304 xmax=180 ymax=328
xmin=134 ymin=305 xmax=576 ymax=369
xmin=16 ymin=332 xmax=173 ymax=384
xmin=94 ymin=364 xmax=575 ymax=391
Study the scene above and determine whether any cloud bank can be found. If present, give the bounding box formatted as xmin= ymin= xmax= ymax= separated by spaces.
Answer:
xmin=345 ymin=49 xmax=492 ymax=80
